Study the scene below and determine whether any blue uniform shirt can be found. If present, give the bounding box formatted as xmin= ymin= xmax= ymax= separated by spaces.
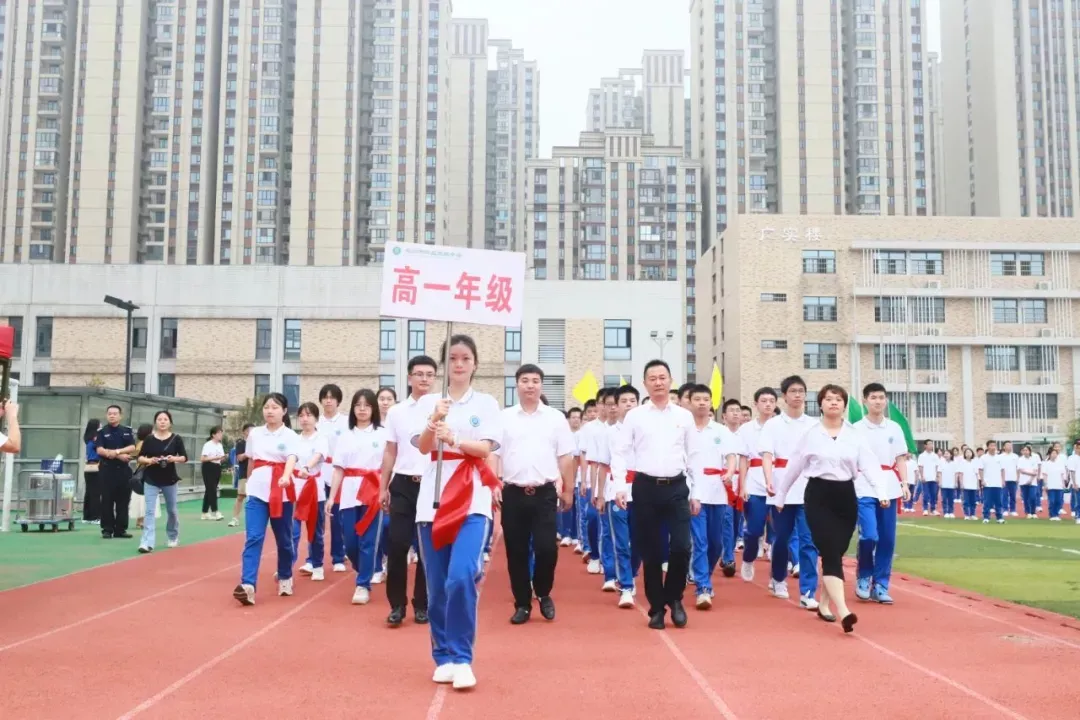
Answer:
xmin=95 ymin=423 xmax=136 ymax=471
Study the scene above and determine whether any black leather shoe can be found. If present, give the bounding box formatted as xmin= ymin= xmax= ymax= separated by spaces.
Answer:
xmin=670 ymin=601 xmax=688 ymax=628
xmin=387 ymin=606 xmax=406 ymax=627
xmin=510 ymin=607 xmax=531 ymax=625
xmin=414 ymin=608 xmax=429 ymax=625
xmin=648 ymin=611 xmax=666 ymax=630
xmin=722 ymin=562 xmax=737 ymax=578
xmin=101 ymin=533 xmax=113 ymax=540
xmin=538 ymin=596 xmax=555 ymax=620
xmin=114 ymin=532 xmax=133 ymax=539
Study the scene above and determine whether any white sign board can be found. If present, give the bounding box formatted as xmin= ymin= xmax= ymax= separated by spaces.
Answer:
xmin=379 ymin=242 xmax=527 ymax=328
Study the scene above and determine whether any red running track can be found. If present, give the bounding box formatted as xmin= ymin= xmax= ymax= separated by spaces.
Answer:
xmin=2 ymin=534 xmax=1079 ymax=720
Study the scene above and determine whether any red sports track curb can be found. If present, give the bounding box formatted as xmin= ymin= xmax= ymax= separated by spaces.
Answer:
xmin=1 ymin=536 xmax=1078 ymax=718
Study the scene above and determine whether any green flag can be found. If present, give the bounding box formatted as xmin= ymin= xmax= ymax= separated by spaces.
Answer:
xmin=847 ymin=401 xmax=866 ymax=424
xmin=888 ymin=401 xmax=917 ymax=454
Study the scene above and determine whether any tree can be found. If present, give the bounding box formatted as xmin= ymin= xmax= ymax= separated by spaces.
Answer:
xmin=222 ymin=397 xmax=263 ymax=449
xmin=86 ymin=376 xmax=106 ymax=388
xmin=1068 ymin=415 xmax=1080 ymax=448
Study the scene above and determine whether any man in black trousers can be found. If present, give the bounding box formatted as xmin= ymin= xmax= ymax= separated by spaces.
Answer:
xmin=95 ymin=404 xmax=136 ymax=539
xmin=379 ymin=355 xmax=438 ymax=627
xmin=497 ymin=364 xmax=575 ymax=624
xmin=611 ymin=359 xmax=694 ymax=629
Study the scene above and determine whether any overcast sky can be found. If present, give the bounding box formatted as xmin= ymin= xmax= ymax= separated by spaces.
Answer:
xmin=453 ymin=0 xmax=943 ymax=155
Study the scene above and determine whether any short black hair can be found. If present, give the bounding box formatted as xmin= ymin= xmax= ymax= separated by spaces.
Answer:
xmin=583 ymin=399 xmax=597 ymax=411
xmin=678 ymin=382 xmax=696 ymax=399
xmin=106 ymin=404 xmax=123 ymax=414
xmin=539 ymin=394 xmax=549 ymax=406
xmin=408 ymin=355 xmax=438 ymax=374
xmin=753 ymin=386 xmax=777 ymax=402
xmin=599 ymin=387 xmax=618 ymax=403
xmin=862 ymin=382 xmax=887 ymax=400
xmin=567 ymin=408 xmax=582 ymax=418
xmin=319 ymin=384 xmax=343 ymax=403
xmin=740 ymin=405 xmax=751 ymax=413
xmin=688 ymin=383 xmax=711 ymax=399
xmin=644 ymin=359 xmax=671 ymax=379
xmin=615 ymin=385 xmax=640 ymax=402
xmin=721 ymin=398 xmax=741 ymax=413
xmin=515 ymin=363 xmax=544 ymax=381
xmin=780 ymin=375 xmax=806 ymax=395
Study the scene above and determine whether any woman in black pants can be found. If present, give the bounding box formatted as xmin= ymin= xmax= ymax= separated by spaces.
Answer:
xmin=82 ymin=419 xmax=102 ymax=524
xmin=773 ymin=384 xmax=889 ymax=633
xmin=200 ymin=426 xmax=226 ymax=520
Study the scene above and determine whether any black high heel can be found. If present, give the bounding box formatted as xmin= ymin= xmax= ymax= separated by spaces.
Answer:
xmin=817 ymin=608 xmax=836 ymax=623
xmin=841 ymin=613 xmax=859 ymax=633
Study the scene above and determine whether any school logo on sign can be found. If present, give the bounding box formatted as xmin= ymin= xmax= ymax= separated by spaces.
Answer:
xmin=392 ymin=246 xmax=403 ymax=256
xmin=469 ymin=415 xmax=480 ymax=427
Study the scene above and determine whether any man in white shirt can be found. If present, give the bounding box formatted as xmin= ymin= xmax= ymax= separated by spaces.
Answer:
xmin=718 ymin=399 xmax=746 ymax=554
xmin=1000 ymin=441 xmax=1020 ymax=517
xmin=1067 ymin=440 xmax=1080 ymax=523
xmin=737 ymin=387 xmax=778 ymax=580
xmin=0 ymin=400 xmax=21 ymax=454
xmin=379 ymin=356 xmax=437 ymax=627
xmin=597 ymin=385 xmax=641 ymax=608
xmin=687 ymin=386 xmax=740 ymax=609
xmin=979 ymin=441 xmax=1007 ymax=523
xmin=496 ymin=364 xmax=575 ymax=624
xmin=853 ymin=383 xmax=909 ymax=605
xmin=574 ymin=399 xmax=599 ymax=557
xmin=589 ymin=392 xmax=621 ymax=589
xmin=917 ymin=440 xmax=941 ymax=516
xmin=559 ymin=407 xmax=584 ymax=546
xmin=760 ymin=376 xmax=819 ymax=609
xmin=611 ymin=360 xmax=695 ymax=630
xmin=316 ymin=384 xmax=350 ymax=571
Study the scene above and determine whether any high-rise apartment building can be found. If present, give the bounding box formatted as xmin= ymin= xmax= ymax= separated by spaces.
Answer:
xmin=585 ymin=70 xmax=640 ymax=132
xmin=485 ymin=39 xmax=538 ymax=252
xmin=524 ymin=129 xmax=703 ymax=377
xmin=447 ymin=18 xmax=488 ymax=249
xmin=927 ymin=50 xmax=945 ymax=217
xmin=584 ymin=52 xmax=688 ymax=149
xmin=690 ymin=0 xmax=931 ymax=242
xmin=941 ymin=0 xmax=1078 ymax=218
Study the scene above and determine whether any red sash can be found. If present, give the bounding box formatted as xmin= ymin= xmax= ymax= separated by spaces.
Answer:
xmin=703 ymin=467 xmax=743 ymax=511
xmin=294 ymin=470 xmax=319 ymax=542
xmin=342 ymin=468 xmax=382 ymax=535
xmin=883 ymin=464 xmax=903 ymax=516
xmin=626 ymin=470 xmax=636 ymax=484
xmin=431 ymin=451 xmax=501 ymax=550
xmin=251 ymin=459 xmax=297 ymax=519
xmin=749 ymin=458 xmax=763 ymax=468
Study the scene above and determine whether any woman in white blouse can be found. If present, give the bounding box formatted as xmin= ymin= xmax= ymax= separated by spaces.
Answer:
xmin=1041 ymin=448 xmax=1067 ymax=521
xmin=939 ymin=448 xmax=960 ymax=519
xmin=232 ymin=393 xmax=301 ymax=606
xmin=957 ymin=448 xmax=980 ymax=520
xmin=413 ymin=334 xmax=501 ymax=691
xmin=774 ymin=384 xmax=888 ymax=633
xmin=291 ymin=402 xmax=329 ymax=581
xmin=1017 ymin=444 xmax=1041 ymax=517
xmin=200 ymin=427 xmax=226 ymax=521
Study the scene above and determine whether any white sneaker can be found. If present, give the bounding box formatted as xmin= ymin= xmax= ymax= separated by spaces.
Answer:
xmin=200 ymin=512 xmax=211 ymax=520
xmin=662 ymin=562 xmax=669 ymax=574
xmin=799 ymin=593 xmax=819 ymax=611
xmin=233 ymin=583 xmax=255 ymax=606
xmin=408 ymin=549 xmax=418 ymax=564
xmin=983 ymin=519 xmax=990 ymax=524
xmin=213 ymin=512 xmax=224 ymax=521
xmin=333 ymin=563 xmax=347 ymax=573
xmin=278 ymin=578 xmax=294 ymax=596
xmin=997 ymin=519 xmax=1006 ymax=524
xmin=560 ymin=537 xmax=572 ymax=547
xmin=372 ymin=571 xmax=386 ymax=584
xmin=791 ymin=563 xmax=800 ymax=578
xmin=741 ymin=562 xmax=755 ymax=582
xmin=166 ymin=539 xmax=179 ymax=548
xmin=922 ymin=510 xmax=929 ymax=516
xmin=483 ymin=552 xmax=491 ymax=563
xmin=573 ymin=542 xmax=584 ymax=554
xmin=601 ymin=579 xmax=617 ymax=592
xmin=299 ymin=563 xmax=314 ymax=576
xmin=764 ymin=544 xmax=772 ymax=561
xmin=696 ymin=593 xmax=712 ymax=609
xmin=432 ymin=663 xmax=458 ymax=684
xmin=618 ymin=590 xmax=635 ymax=608
xmin=586 ymin=560 xmax=601 ymax=575
xmin=769 ymin=579 xmax=789 ymax=599
xmin=228 ymin=518 xmax=239 ymax=527
xmin=311 ymin=567 xmax=325 ymax=581
xmin=452 ymin=664 xmax=477 ymax=690
xmin=352 ymin=587 xmax=371 ymax=605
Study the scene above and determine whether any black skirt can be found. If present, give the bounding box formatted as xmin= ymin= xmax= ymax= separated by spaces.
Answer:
xmin=802 ymin=476 xmax=858 ymax=579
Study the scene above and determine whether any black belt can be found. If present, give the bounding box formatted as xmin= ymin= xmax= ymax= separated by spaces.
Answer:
xmin=393 ymin=472 xmax=422 ymax=484
xmin=634 ymin=472 xmax=686 ymax=486
xmin=505 ymin=482 xmax=555 ymax=496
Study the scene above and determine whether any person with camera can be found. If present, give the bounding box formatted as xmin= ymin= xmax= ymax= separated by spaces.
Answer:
xmin=135 ymin=410 xmax=187 ymax=553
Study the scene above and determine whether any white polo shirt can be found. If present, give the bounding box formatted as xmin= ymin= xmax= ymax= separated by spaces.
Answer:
xmin=980 ymin=452 xmax=1005 ymax=489
xmin=688 ymin=421 xmax=740 ymax=505
xmin=384 ymin=396 xmax=430 ymax=476
xmin=498 ymin=403 xmax=575 ymax=487
xmin=853 ymin=416 xmax=906 ymax=501
xmin=736 ymin=418 xmax=769 ymax=497
xmin=1000 ymin=452 xmax=1019 ymax=483
xmin=412 ymin=389 xmax=502 ymax=523
xmin=957 ymin=459 xmax=979 ymax=490
xmin=245 ymin=424 xmax=302 ymax=504
xmin=1042 ymin=457 xmax=1067 ymax=490
xmin=317 ymin=412 xmax=350 ymax=487
xmin=1017 ymin=455 xmax=1040 ymax=485
xmin=333 ymin=425 xmax=387 ymax=511
xmin=295 ymin=430 xmax=330 ymax=502
xmin=1065 ymin=453 xmax=1080 ymax=484
xmin=917 ymin=451 xmax=940 ymax=483
xmin=758 ymin=412 xmax=817 ymax=506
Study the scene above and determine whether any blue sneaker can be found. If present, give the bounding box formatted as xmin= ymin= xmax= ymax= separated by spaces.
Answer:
xmin=855 ymin=577 xmax=872 ymax=601
xmin=873 ymin=586 xmax=894 ymax=604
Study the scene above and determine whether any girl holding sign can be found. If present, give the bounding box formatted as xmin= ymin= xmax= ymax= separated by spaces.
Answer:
xmin=413 ymin=334 xmax=502 ymax=691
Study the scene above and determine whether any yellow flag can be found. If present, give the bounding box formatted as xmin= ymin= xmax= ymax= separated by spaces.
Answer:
xmin=709 ymin=363 xmax=723 ymax=410
xmin=618 ymin=376 xmax=627 ymax=386
xmin=571 ymin=371 xmax=601 ymax=406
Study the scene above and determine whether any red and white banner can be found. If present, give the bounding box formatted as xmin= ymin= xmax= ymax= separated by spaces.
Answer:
xmin=379 ymin=242 xmax=526 ymax=328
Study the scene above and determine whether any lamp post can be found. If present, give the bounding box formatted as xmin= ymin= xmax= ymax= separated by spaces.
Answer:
xmin=104 ymin=295 xmax=139 ymax=392
xmin=650 ymin=329 xmax=674 ymax=360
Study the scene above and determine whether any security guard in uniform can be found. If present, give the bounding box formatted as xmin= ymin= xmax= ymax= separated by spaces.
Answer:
xmin=95 ymin=404 xmax=136 ymax=539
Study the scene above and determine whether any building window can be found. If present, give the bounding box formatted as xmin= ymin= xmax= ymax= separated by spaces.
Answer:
xmin=158 ymin=373 xmax=176 ymax=398
xmin=873 ymin=297 xmax=906 ymax=323
xmin=129 ymin=373 xmax=146 ymax=393
xmin=908 ymin=251 xmax=944 ymax=275
xmin=913 ymin=345 xmax=946 ymax=371
xmin=803 ymin=343 xmax=838 ymax=370
xmin=761 ymin=339 xmax=788 ymax=350
xmin=283 ymin=319 xmax=301 ymax=360
xmin=872 ymin=250 xmax=907 ymax=275
xmin=378 ymin=374 xmax=395 ymax=391
xmin=803 ymin=296 xmax=837 ymax=322
xmin=538 ymin=319 xmax=566 ymax=362
xmin=131 ymin=317 xmax=148 ymax=359
xmin=760 ymin=293 xmax=788 ymax=303
xmin=160 ymin=318 xmax=178 ymax=359
xmin=282 ymin=374 xmax=300 ymax=409
xmin=802 ymin=249 xmax=836 ymax=274
xmin=1019 ymin=300 xmax=1047 ymax=324
xmin=504 ymin=328 xmax=522 ymax=363
xmin=407 ymin=320 xmax=426 ymax=359
xmin=7 ymin=316 xmax=23 ymax=357
xmin=873 ymin=344 xmax=908 ymax=370
xmin=504 ymin=376 xmax=518 ymax=407
xmin=603 ymin=319 xmax=631 ymax=360
xmin=256 ymin=319 xmax=272 ymax=360
xmin=985 ymin=346 xmax=1019 ymax=371
xmin=379 ymin=319 xmax=396 ymax=361
xmin=992 ymin=299 xmax=1047 ymax=324
xmin=985 ymin=393 xmax=1057 ymax=419
xmin=32 ymin=372 xmax=51 ymax=387
xmin=603 ymin=375 xmax=622 ymax=388
xmin=541 ymin=374 xmax=566 ymax=409
xmin=909 ymin=298 xmax=945 ymax=324
xmin=1023 ymin=346 xmax=1057 ymax=372
xmin=35 ymin=316 xmax=53 ymax=358
xmin=254 ymin=374 xmax=270 ymax=398
xmin=913 ymin=392 xmax=948 ymax=418
xmin=990 ymin=252 xmax=1045 ymax=277
xmin=804 ymin=397 xmax=821 ymax=417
